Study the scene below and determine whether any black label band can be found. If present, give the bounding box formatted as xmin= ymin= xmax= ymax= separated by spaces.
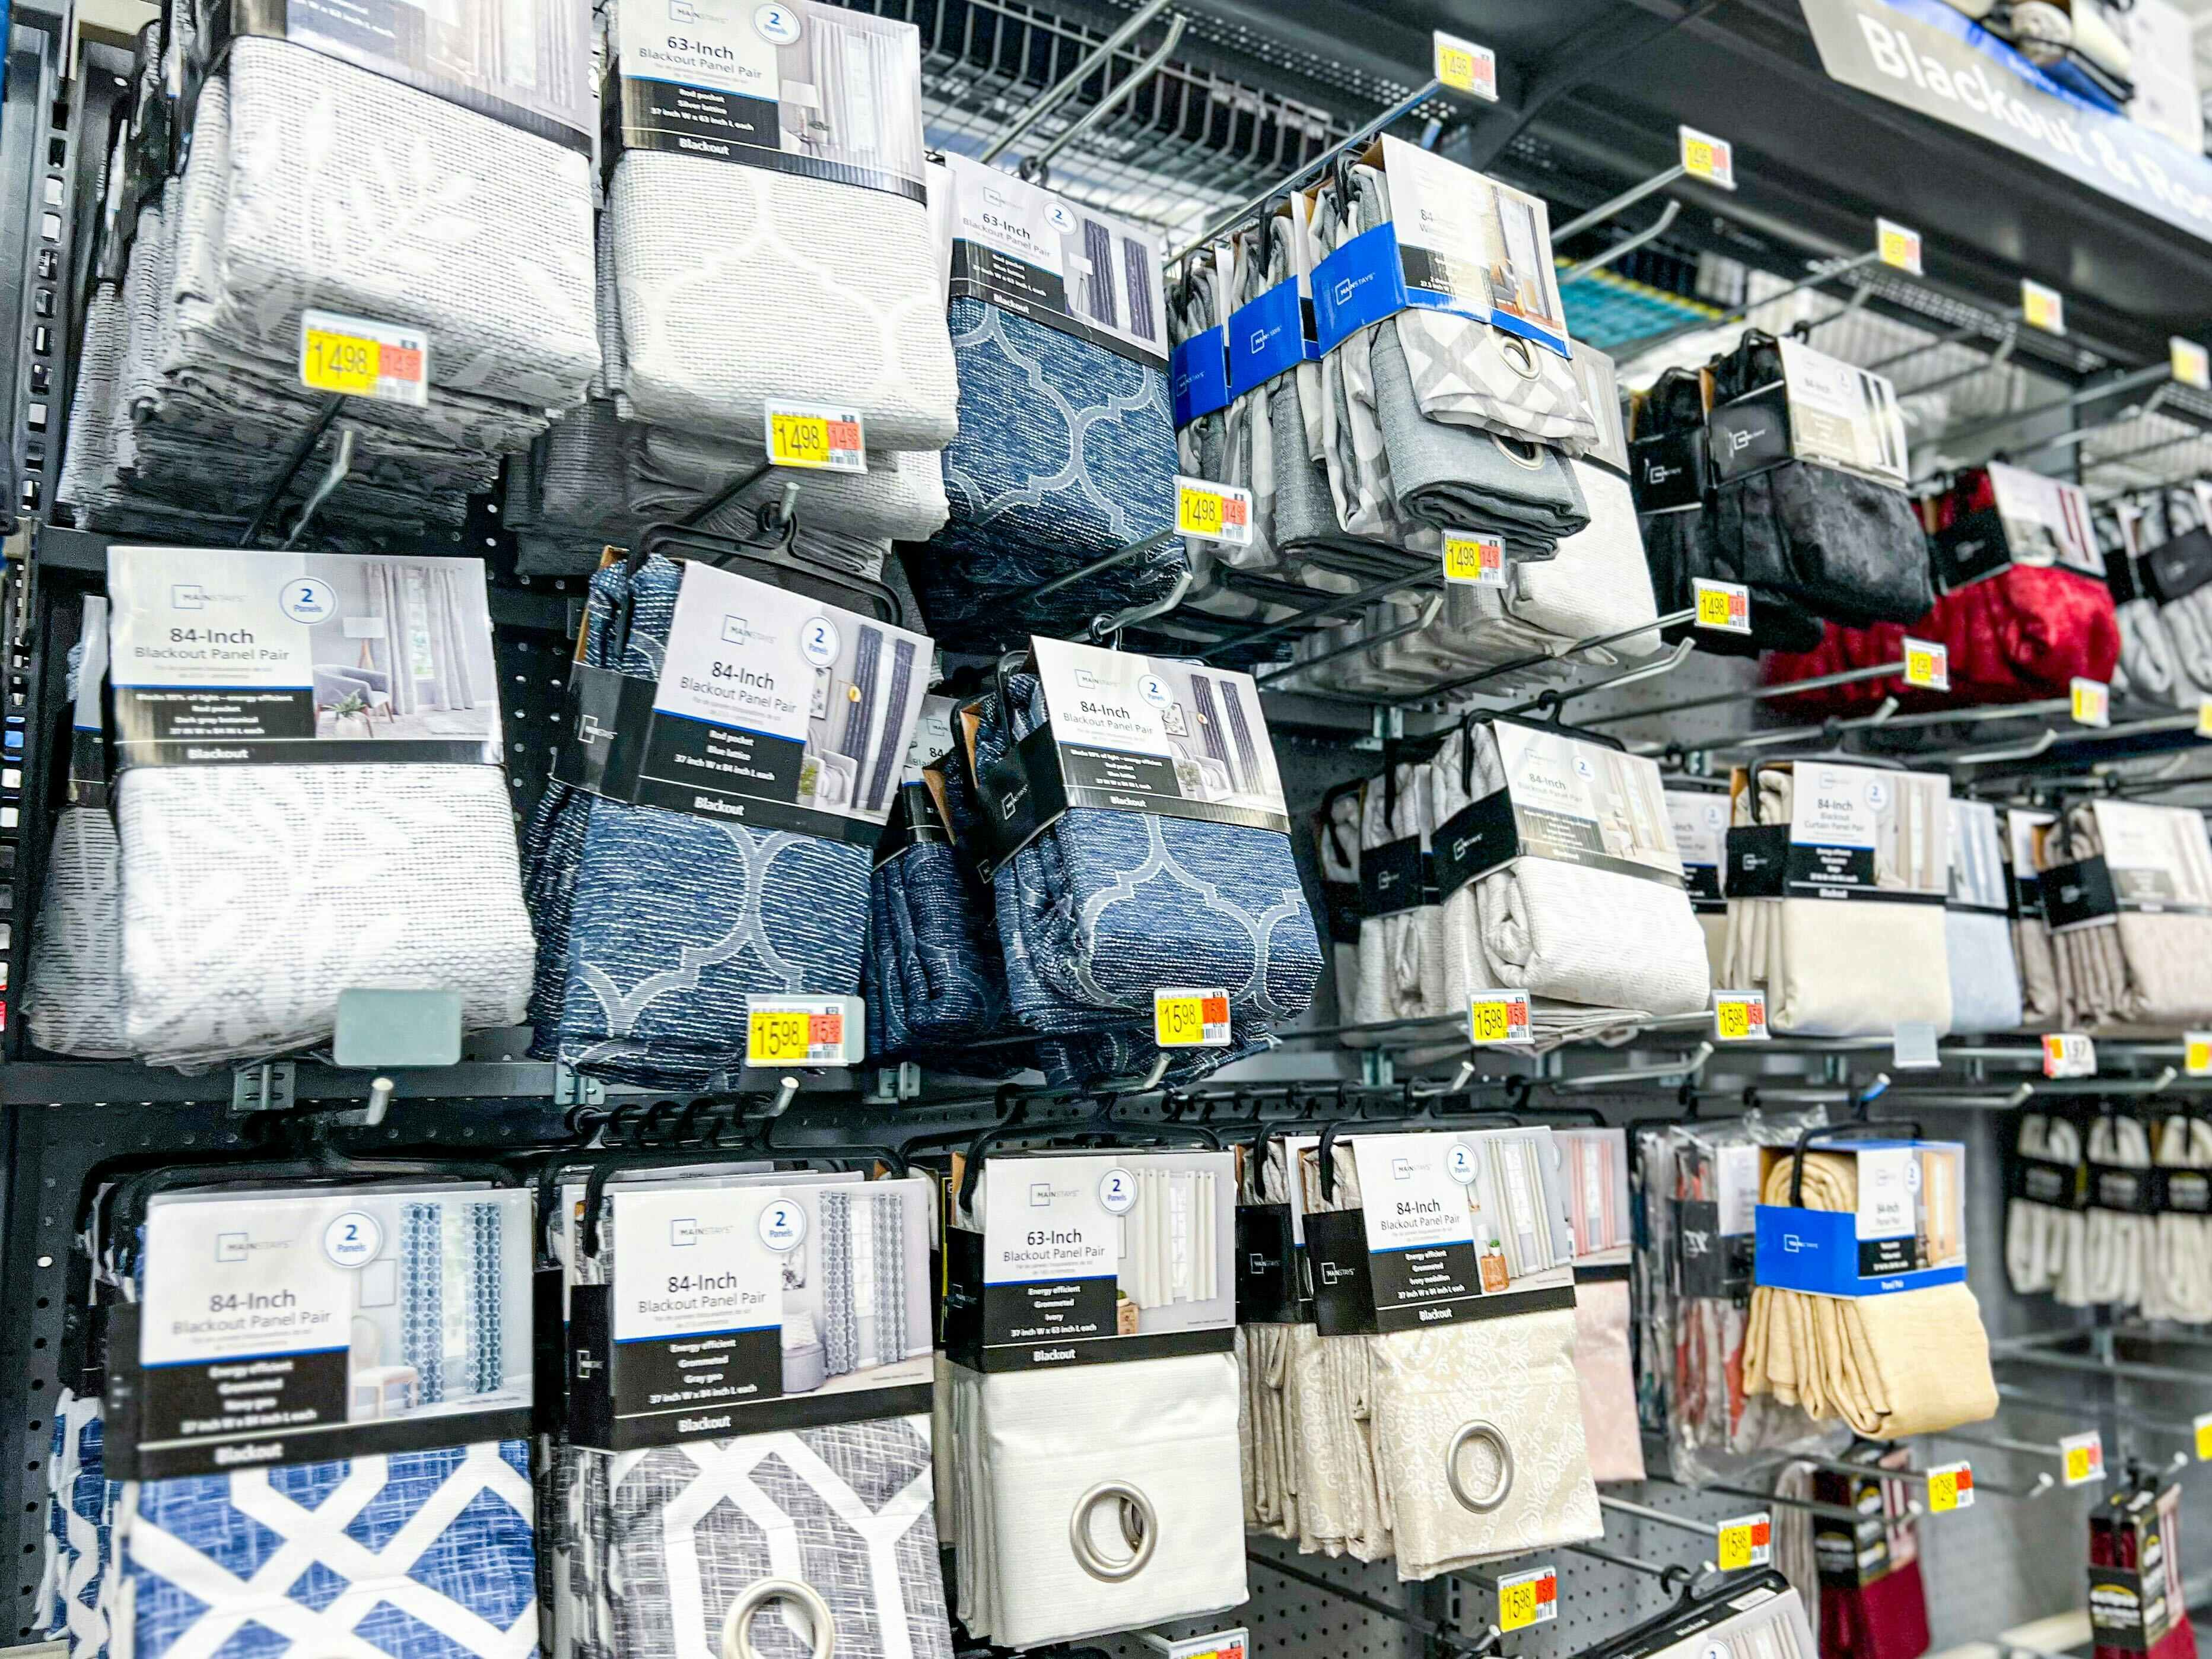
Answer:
xmin=611 ymin=77 xmax=925 ymax=201
xmin=2045 ymin=855 xmax=2121 ymax=933
xmin=2088 ymin=1162 xmax=2157 ymax=1216
xmin=1432 ymin=781 xmax=1687 ymax=904
xmin=1358 ymin=835 xmax=1433 ymax=920
xmin=1235 ymin=1204 xmax=1310 ymax=1324
xmin=2143 ymin=527 xmax=2212 ymax=608
xmin=939 ymin=1226 xmax=1233 ymax=1372
xmin=1303 ymin=1208 xmax=1575 ymax=1337
xmin=1725 ymin=824 xmax=1788 ymax=900
xmin=111 ymin=685 xmax=492 ymax=770
xmin=873 ymin=781 xmax=951 ymax=869
xmin=2014 ymin=1152 xmax=2086 ymax=1210
xmin=949 ymin=246 xmax=1168 ymax=372
xmin=1630 ymin=427 xmax=1708 ymax=514
xmin=1676 ymin=1197 xmax=1753 ymax=1300
xmin=2154 ymin=1167 xmax=2212 ymax=1215
xmin=1685 ymin=863 xmax=1725 ymax=912
xmin=1705 ymin=379 xmax=1794 ymax=485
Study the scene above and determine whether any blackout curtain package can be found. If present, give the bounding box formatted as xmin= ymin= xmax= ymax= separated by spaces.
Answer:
xmin=63 ymin=0 xmax=600 ymax=539
xmin=526 ymin=552 xmax=931 ymax=1086
xmin=2037 ymin=799 xmax=2212 ymax=1031
xmin=911 ymin=153 xmax=1187 ymax=650
xmin=1944 ymin=799 xmax=2025 ymax=1034
xmin=602 ymin=0 xmax=958 ymax=452
xmin=2006 ymin=1106 xmax=2092 ymax=1305
xmin=101 ymin=547 xmax=535 ymax=1070
xmin=963 ymin=649 xmax=1320 ymax=1087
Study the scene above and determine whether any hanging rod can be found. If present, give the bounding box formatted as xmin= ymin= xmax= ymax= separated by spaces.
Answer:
xmin=1254 ymin=590 xmax=1447 ymax=690
xmin=1386 ymin=607 xmax=1696 ymax=711
xmin=1701 ymin=1480 xmax=1875 ymax=1527
xmin=1609 ymin=249 xmax=1882 ymax=363
xmin=1587 ymin=658 xmax=1908 ymax=728
xmin=1917 ymin=361 xmax=2173 ymax=472
xmin=1556 ymin=163 xmax=1689 ymax=241
xmin=1498 ymin=636 xmax=1696 ymax=716
xmin=1555 ymin=1043 xmax=1715 ymax=1091
xmin=1565 ymin=199 xmax=1682 ymax=284
xmin=1020 ymin=12 xmax=1191 ymax=179
xmin=979 ymin=0 xmax=1176 ymax=163
xmin=1996 ymin=1384 xmax=2207 ymax=1442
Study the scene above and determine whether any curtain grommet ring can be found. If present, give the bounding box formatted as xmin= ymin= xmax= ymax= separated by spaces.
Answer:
xmin=1069 ymin=1480 xmax=1158 ymax=1581
xmin=1445 ymin=1419 xmax=1514 ymax=1514
xmin=720 ymin=1577 xmax=835 ymax=1659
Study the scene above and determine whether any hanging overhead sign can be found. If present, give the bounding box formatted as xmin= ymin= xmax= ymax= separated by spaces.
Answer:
xmin=1798 ymin=0 xmax=2212 ymax=248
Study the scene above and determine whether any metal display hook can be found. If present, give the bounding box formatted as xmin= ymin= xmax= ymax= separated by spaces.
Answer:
xmin=1563 ymin=198 xmax=1682 ymax=284
xmin=979 ymin=0 xmax=1175 ymax=164
xmin=1385 ymin=606 xmax=1699 ymax=711
xmin=1016 ymin=13 xmax=1190 ymax=185
xmin=1245 ymin=1553 xmax=1501 ymax=1657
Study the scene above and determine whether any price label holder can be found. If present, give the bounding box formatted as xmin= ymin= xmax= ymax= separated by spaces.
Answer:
xmin=1927 ymin=1461 xmax=1975 ymax=1513
xmin=1877 ymin=219 xmax=1924 ymax=276
xmin=2197 ymin=698 xmax=2212 ymax=740
xmin=1155 ymin=986 xmax=1232 ymax=1048
xmin=299 ymin=309 xmax=429 ymax=407
xmin=1893 ymin=1021 xmax=1940 ymax=1070
xmin=1175 ymin=475 xmax=1254 ymax=546
xmin=2043 ymin=1032 xmax=2097 ymax=1079
xmin=1432 ymin=30 xmax=1498 ymax=101
xmin=1470 ymin=991 xmax=1533 ymax=1046
xmin=2071 ymin=678 xmax=2110 ymax=727
xmin=1139 ymin=1630 xmax=1248 ymax=1659
xmin=1715 ymin=1512 xmax=1773 ymax=1572
xmin=1679 ymin=125 xmax=1736 ymax=190
xmin=765 ymin=402 xmax=867 ymax=472
xmin=2188 ymin=1033 xmax=2212 ymax=1078
xmin=744 ymin=996 xmax=865 ymax=1066
xmin=2174 ymin=337 xmax=2211 ymax=392
xmin=1903 ymin=637 xmax=1949 ymax=692
xmin=1714 ymin=990 xmax=1769 ymax=1042
xmin=1444 ymin=532 xmax=1507 ymax=587
xmin=2023 ymin=279 xmax=2066 ymax=336
xmin=2060 ymin=1430 xmax=2105 ymax=1487
xmin=1496 ymin=1566 xmax=1558 ymax=1633
xmin=1694 ymin=577 xmax=1752 ymax=635
xmin=2194 ymin=1413 xmax=2212 ymax=1461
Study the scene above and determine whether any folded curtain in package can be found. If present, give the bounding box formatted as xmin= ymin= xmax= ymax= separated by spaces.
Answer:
xmin=1354 ymin=761 xmax=1450 ymax=1029
xmin=1432 ymin=723 xmax=1711 ymax=1032
xmin=945 ymin=1354 xmax=1246 ymax=1646
xmin=1574 ymin=1279 xmax=1646 ymax=1485
xmin=1724 ymin=768 xmax=1953 ymax=1038
xmin=2036 ymin=803 xmax=2212 ymax=1030
xmin=913 ymin=297 xmax=1187 ymax=650
xmin=117 ymin=759 xmax=534 ymax=1070
xmin=118 ymin=1441 xmax=538 ymax=1658
xmin=523 ymin=555 xmax=870 ymax=1087
xmin=594 ymin=1418 xmax=952 ymax=1659
xmin=42 ymin=1391 xmax=108 ymax=1659
xmin=968 ymin=673 xmax=1320 ymax=1080
xmin=1743 ymin=1153 xmax=1998 ymax=1439
xmin=2004 ymin=1107 xmax=2090 ymax=1305
xmin=1945 ymin=800 xmax=2024 ymax=1034
xmin=1820 ymin=1557 xmax=1931 ymax=1659
xmin=2115 ymin=594 xmax=2204 ymax=708
xmin=2144 ymin=1111 xmax=2212 ymax=1324
xmin=2083 ymin=1111 xmax=2150 ymax=1310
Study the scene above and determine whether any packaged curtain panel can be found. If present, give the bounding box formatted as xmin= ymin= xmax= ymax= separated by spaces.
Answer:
xmin=2006 ymin=1104 xmax=2092 ymax=1305
xmin=1631 ymin=1108 xmax=1844 ymax=1489
xmin=1722 ymin=761 xmax=1953 ymax=1037
xmin=526 ymin=552 xmax=933 ymax=1086
xmin=1429 ymin=717 xmax=1712 ymax=1033
xmin=103 ymin=1184 xmax=539 ymax=1656
xmin=1745 ymin=1145 xmax=1998 ymax=1439
xmin=2036 ymin=798 xmax=2212 ymax=1031
xmin=2089 ymin=1475 xmax=2198 ymax=1659
xmin=961 ymin=637 xmax=1320 ymax=1086
xmin=2141 ymin=1108 xmax=2212 ymax=1323
xmin=1945 ymin=799 xmax=2025 ymax=1034
xmin=63 ymin=0 xmax=599 ymax=538
xmin=101 ymin=546 xmax=533 ymax=1069
xmin=1581 ymin=1573 xmax=1817 ymax=1659
xmin=1294 ymin=1132 xmax=1604 ymax=1576
xmin=1807 ymin=1451 xmax=1932 ymax=1659
xmin=603 ymin=0 xmax=958 ymax=450
xmin=2008 ymin=807 xmax=2065 ymax=1025
xmin=1668 ymin=786 xmax=1734 ymax=987
xmin=913 ymin=152 xmax=1187 ymax=650
xmin=24 ymin=598 xmax=129 ymax=1058
xmin=943 ymin=1152 xmax=1243 ymax=1645
xmin=1556 ymin=1127 xmax=1645 ymax=1483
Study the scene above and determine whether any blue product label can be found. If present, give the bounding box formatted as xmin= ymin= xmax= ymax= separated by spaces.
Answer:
xmin=1171 ymin=326 xmax=1232 ymax=428
xmin=1313 ymin=221 xmax=1495 ymax=354
xmin=1752 ymin=1203 xmax=1966 ymax=1298
xmin=1228 ymin=278 xmax=1316 ymax=393
xmin=1487 ymin=304 xmax=1573 ymax=361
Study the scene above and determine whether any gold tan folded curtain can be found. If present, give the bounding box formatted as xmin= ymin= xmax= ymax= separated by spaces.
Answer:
xmin=1722 ymin=763 xmax=1953 ymax=1037
xmin=1744 ymin=1152 xmax=1997 ymax=1438
xmin=2037 ymin=799 xmax=2212 ymax=1031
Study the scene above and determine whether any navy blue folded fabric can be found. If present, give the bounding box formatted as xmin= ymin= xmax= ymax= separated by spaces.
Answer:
xmin=970 ymin=670 xmax=1321 ymax=1084
xmin=912 ymin=300 xmax=1191 ymax=650
xmin=522 ymin=555 xmax=870 ymax=1088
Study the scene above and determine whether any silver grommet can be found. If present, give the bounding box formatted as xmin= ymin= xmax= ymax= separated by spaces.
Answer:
xmin=1501 ymin=336 xmax=1539 ymax=380
xmin=1445 ymin=1420 xmax=1514 ymax=1514
xmin=720 ymin=1578 xmax=836 ymax=1659
xmin=1069 ymin=1480 xmax=1158 ymax=1582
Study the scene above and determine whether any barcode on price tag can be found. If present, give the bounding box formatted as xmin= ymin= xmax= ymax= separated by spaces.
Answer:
xmin=1496 ymin=1566 xmax=1557 ymax=1632
xmin=2071 ymin=678 xmax=2110 ymax=727
xmin=1927 ymin=1462 xmax=1974 ymax=1512
xmin=2194 ymin=1413 xmax=2212 ymax=1461
xmin=2188 ymin=1033 xmax=2212 ymax=1077
xmin=1693 ymin=577 xmax=1751 ymax=634
xmin=1716 ymin=1513 xmax=1772 ymax=1572
xmin=1155 ymin=987 xmax=1232 ymax=1048
xmin=1877 ymin=220 xmax=1924 ymax=276
xmin=1903 ymin=637 xmax=1949 ymax=691
xmin=745 ymin=996 xmax=864 ymax=1066
xmin=1432 ymin=30 xmax=1497 ymax=101
xmin=1175 ymin=475 xmax=1254 ymax=545
xmin=1444 ymin=533 xmax=1507 ymax=587
xmin=2060 ymin=1431 xmax=2105 ymax=1486
xmin=299 ymin=310 xmax=429 ymax=407
xmin=2043 ymin=1032 xmax=2097 ymax=1079
xmin=1679 ymin=125 xmax=1736 ymax=190
xmin=765 ymin=402 xmax=867 ymax=472
xmin=1714 ymin=990 xmax=1769 ymax=1041
xmin=1470 ymin=991 xmax=1533 ymax=1046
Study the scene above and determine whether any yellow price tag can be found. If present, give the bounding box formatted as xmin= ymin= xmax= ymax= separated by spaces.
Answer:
xmin=2193 ymin=1413 xmax=2212 ymax=1461
xmin=1473 ymin=1002 xmax=1511 ymax=1042
xmin=1714 ymin=991 xmax=1768 ymax=1041
xmin=2186 ymin=1033 xmax=2212 ymax=1077
xmin=1174 ymin=476 xmax=1253 ymax=545
xmin=2173 ymin=337 xmax=2211 ymax=392
xmin=1715 ymin=1514 xmax=1771 ymax=1572
xmin=1155 ymin=987 xmax=1230 ymax=1048
xmin=298 ymin=309 xmax=428 ymax=406
xmin=1877 ymin=218 xmax=1923 ymax=276
xmin=1718 ymin=1003 xmax=1750 ymax=1038
xmin=1496 ymin=1568 xmax=1555 ymax=1632
xmin=1469 ymin=992 xmax=1530 ymax=1045
xmin=301 ymin=327 xmax=381 ymax=397
xmin=1678 ymin=125 xmax=1736 ymax=189
xmin=1694 ymin=577 xmax=1750 ymax=633
xmin=2198 ymin=698 xmax=2212 ymax=739
xmin=1431 ymin=30 xmax=1496 ymax=100
xmin=2071 ymin=678 xmax=2109 ymax=727
xmin=2023 ymin=279 xmax=2066 ymax=336
xmin=1443 ymin=533 xmax=1505 ymax=587
xmin=748 ymin=1008 xmax=811 ymax=1064
xmin=2060 ymin=1431 xmax=2104 ymax=1486
xmin=764 ymin=402 xmax=865 ymax=472
xmin=1927 ymin=1461 xmax=1973 ymax=1512
xmin=1179 ymin=488 xmax=1223 ymax=538
xmin=1903 ymin=638 xmax=1948 ymax=691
